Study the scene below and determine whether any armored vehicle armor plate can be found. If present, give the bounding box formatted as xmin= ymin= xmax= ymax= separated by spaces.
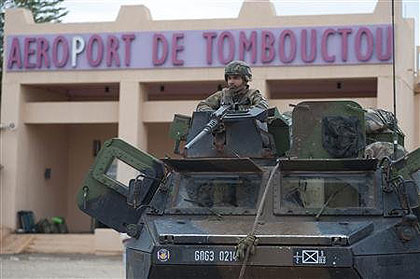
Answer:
xmin=78 ymin=101 xmax=420 ymax=279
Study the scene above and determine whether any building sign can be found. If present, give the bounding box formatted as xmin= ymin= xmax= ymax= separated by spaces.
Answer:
xmin=6 ymin=24 xmax=392 ymax=71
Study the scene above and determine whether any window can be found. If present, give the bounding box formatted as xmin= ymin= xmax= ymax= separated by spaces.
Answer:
xmin=105 ymin=158 xmax=142 ymax=187
xmin=169 ymin=174 xmax=262 ymax=214
xmin=275 ymin=171 xmax=379 ymax=215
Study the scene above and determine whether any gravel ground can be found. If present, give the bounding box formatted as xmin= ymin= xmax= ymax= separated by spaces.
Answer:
xmin=0 ymin=253 xmax=124 ymax=279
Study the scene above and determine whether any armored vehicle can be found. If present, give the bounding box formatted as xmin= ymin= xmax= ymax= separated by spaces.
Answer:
xmin=77 ymin=100 xmax=420 ymax=279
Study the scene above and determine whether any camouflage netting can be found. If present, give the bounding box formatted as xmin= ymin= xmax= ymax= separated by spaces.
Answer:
xmin=364 ymin=108 xmax=406 ymax=160
xmin=365 ymin=141 xmax=407 ymax=160
xmin=322 ymin=116 xmax=365 ymax=158
xmin=274 ymin=108 xmax=406 ymax=160
xmin=365 ymin=108 xmax=403 ymax=135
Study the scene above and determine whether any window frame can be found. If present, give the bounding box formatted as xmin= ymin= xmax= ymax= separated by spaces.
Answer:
xmin=165 ymin=172 xmax=266 ymax=215
xmin=273 ymin=170 xmax=383 ymax=216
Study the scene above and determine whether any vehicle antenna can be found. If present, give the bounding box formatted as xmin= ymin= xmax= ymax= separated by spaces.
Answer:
xmin=391 ymin=0 xmax=398 ymax=160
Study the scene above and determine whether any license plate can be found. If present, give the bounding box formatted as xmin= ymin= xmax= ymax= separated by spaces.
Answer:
xmin=154 ymin=246 xmax=239 ymax=265
xmin=193 ymin=249 xmax=238 ymax=263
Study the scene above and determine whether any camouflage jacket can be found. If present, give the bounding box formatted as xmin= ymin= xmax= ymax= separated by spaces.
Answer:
xmin=196 ymin=86 xmax=268 ymax=111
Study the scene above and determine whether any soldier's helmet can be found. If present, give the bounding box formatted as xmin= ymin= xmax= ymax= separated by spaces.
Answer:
xmin=224 ymin=60 xmax=252 ymax=82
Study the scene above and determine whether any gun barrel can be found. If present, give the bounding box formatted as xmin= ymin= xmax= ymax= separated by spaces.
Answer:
xmin=184 ymin=119 xmax=218 ymax=150
xmin=184 ymin=105 xmax=232 ymax=151
xmin=184 ymin=130 xmax=207 ymax=150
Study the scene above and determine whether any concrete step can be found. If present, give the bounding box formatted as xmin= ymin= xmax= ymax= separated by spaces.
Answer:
xmin=26 ymin=234 xmax=95 ymax=254
xmin=0 ymin=230 xmax=123 ymax=255
xmin=1 ymin=234 xmax=34 ymax=254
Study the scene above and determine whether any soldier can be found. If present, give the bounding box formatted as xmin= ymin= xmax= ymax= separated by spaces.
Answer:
xmin=196 ymin=61 xmax=268 ymax=111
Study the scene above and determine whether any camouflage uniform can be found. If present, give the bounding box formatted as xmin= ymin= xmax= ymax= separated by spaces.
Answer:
xmin=365 ymin=141 xmax=407 ymax=160
xmin=196 ymin=86 xmax=268 ymax=112
xmin=365 ymin=108 xmax=403 ymax=135
xmin=364 ymin=108 xmax=406 ymax=160
xmin=196 ymin=60 xmax=268 ymax=111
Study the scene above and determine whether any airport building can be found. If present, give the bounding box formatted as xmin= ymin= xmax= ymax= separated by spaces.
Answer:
xmin=1 ymin=0 xmax=420 ymax=236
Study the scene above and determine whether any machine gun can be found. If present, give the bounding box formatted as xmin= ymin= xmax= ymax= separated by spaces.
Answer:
xmin=184 ymin=104 xmax=233 ymax=150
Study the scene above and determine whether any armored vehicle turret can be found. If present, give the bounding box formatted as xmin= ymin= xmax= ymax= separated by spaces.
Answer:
xmin=77 ymin=100 xmax=420 ymax=279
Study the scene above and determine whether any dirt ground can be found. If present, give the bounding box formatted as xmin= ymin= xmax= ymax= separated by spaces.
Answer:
xmin=0 ymin=253 xmax=124 ymax=279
